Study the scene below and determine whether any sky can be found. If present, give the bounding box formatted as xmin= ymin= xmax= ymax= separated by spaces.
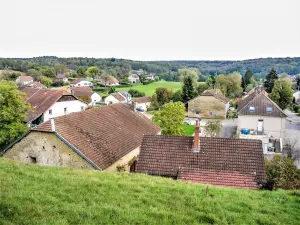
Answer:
xmin=0 ymin=0 xmax=299 ymax=61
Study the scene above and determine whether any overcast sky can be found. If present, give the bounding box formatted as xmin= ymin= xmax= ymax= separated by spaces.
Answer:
xmin=0 ymin=0 xmax=299 ymax=61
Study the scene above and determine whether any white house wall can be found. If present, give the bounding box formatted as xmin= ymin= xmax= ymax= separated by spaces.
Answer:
xmin=72 ymin=80 xmax=93 ymax=87
xmin=90 ymin=93 xmax=101 ymax=105
xmin=238 ymin=115 xmax=286 ymax=139
xmin=43 ymin=100 xmax=87 ymax=122
xmin=104 ymin=95 xmax=120 ymax=105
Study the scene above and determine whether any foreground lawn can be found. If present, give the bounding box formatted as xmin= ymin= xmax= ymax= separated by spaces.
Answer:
xmin=116 ymin=81 xmax=183 ymax=96
xmin=182 ymin=124 xmax=195 ymax=136
xmin=1 ymin=159 xmax=300 ymax=225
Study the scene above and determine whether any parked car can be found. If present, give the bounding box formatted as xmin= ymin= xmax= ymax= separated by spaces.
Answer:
xmin=136 ymin=108 xmax=144 ymax=112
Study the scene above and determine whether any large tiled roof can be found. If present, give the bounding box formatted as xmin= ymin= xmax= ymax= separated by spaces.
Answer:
xmin=237 ymin=91 xmax=287 ymax=117
xmin=71 ymin=86 xmax=93 ymax=98
xmin=135 ymin=97 xmax=152 ymax=104
xmin=136 ymin=135 xmax=266 ymax=188
xmin=19 ymin=87 xmax=69 ymax=122
xmin=33 ymin=104 xmax=160 ymax=169
xmin=200 ymin=89 xmax=229 ymax=103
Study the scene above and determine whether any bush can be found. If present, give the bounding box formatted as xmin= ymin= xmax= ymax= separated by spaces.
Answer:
xmin=117 ymin=84 xmax=132 ymax=88
xmin=52 ymin=81 xmax=64 ymax=87
xmin=265 ymin=155 xmax=300 ymax=189
xmin=143 ymin=80 xmax=155 ymax=85
xmin=128 ymin=89 xmax=145 ymax=97
xmin=119 ymin=82 xmax=132 ymax=86
xmin=93 ymin=87 xmax=105 ymax=92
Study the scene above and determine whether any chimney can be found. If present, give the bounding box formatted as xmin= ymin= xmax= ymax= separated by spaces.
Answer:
xmin=193 ymin=120 xmax=200 ymax=152
xmin=133 ymin=100 xmax=137 ymax=112
xmin=50 ymin=118 xmax=55 ymax=132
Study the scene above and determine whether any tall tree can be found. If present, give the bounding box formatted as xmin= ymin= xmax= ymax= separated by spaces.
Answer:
xmin=151 ymin=93 xmax=159 ymax=109
xmin=155 ymin=88 xmax=172 ymax=106
xmin=241 ymin=76 xmax=246 ymax=91
xmin=179 ymin=68 xmax=199 ymax=86
xmin=204 ymin=120 xmax=222 ymax=137
xmin=153 ymin=102 xmax=185 ymax=136
xmin=264 ymin=68 xmax=278 ymax=93
xmin=215 ymin=72 xmax=243 ymax=98
xmin=244 ymin=70 xmax=254 ymax=86
xmin=182 ymin=76 xmax=196 ymax=102
xmin=172 ymin=90 xmax=183 ymax=102
xmin=197 ymin=83 xmax=209 ymax=95
xmin=76 ymin=66 xmax=86 ymax=77
xmin=87 ymin=66 xmax=100 ymax=78
xmin=54 ymin=64 xmax=68 ymax=74
xmin=270 ymin=79 xmax=293 ymax=109
xmin=0 ymin=81 xmax=29 ymax=149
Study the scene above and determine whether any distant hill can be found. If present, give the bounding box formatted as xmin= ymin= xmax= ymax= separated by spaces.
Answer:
xmin=1 ymin=56 xmax=300 ymax=81
xmin=1 ymin=158 xmax=299 ymax=224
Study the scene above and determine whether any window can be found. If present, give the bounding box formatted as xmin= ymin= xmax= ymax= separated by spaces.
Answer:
xmin=109 ymin=101 xmax=113 ymax=105
xmin=49 ymin=109 xmax=52 ymax=115
xmin=64 ymin=107 xmax=67 ymax=115
xmin=249 ymin=106 xmax=255 ymax=112
xmin=209 ymin=112 xmax=213 ymax=116
xmin=80 ymin=106 xmax=84 ymax=111
xmin=257 ymin=119 xmax=264 ymax=132
xmin=266 ymin=107 xmax=272 ymax=112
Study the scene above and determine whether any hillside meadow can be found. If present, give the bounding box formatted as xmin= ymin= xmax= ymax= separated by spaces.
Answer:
xmin=1 ymin=158 xmax=299 ymax=225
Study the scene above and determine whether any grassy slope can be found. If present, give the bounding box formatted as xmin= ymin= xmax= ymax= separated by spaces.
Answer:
xmin=116 ymin=81 xmax=183 ymax=96
xmin=1 ymin=159 xmax=300 ymax=225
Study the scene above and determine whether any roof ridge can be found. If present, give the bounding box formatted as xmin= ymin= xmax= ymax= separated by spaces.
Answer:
xmin=237 ymin=92 xmax=259 ymax=112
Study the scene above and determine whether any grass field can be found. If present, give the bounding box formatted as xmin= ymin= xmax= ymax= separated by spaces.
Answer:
xmin=181 ymin=124 xmax=195 ymax=136
xmin=1 ymin=158 xmax=300 ymax=225
xmin=116 ymin=81 xmax=183 ymax=96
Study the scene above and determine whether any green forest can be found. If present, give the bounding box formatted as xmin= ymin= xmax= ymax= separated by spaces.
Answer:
xmin=1 ymin=56 xmax=300 ymax=82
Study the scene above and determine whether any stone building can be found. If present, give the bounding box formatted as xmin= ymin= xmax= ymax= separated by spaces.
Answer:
xmin=2 ymin=104 xmax=160 ymax=172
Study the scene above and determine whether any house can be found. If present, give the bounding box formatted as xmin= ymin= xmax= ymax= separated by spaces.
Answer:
xmin=144 ymin=73 xmax=155 ymax=81
xmin=29 ymin=81 xmax=47 ymax=89
xmin=19 ymin=87 xmax=87 ymax=126
xmin=2 ymin=104 xmax=160 ymax=172
xmin=119 ymin=90 xmax=132 ymax=104
xmin=136 ymin=122 xmax=266 ymax=189
xmin=16 ymin=76 xmax=34 ymax=86
xmin=128 ymin=74 xmax=140 ymax=83
xmin=188 ymin=89 xmax=230 ymax=118
xmin=56 ymin=73 xmax=68 ymax=83
xmin=135 ymin=97 xmax=152 ymax=111
xmin=70 ymin=78 xmax=93 ymax=87
xmin=293 ymin=90 xmax=300 ymax=103
xmin=104 ymin=92 xmax=131 ymax=105
xmin=70 ymin=86 xmax=101 ymax=106
xmin=237 ymin=91 xmax=287 ymax=153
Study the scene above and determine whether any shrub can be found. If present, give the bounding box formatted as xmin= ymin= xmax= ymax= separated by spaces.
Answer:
xmin=265 ymin=155 xmax=300 ymax=189
xmin=128 ymin=89 xmax=145 ymax=97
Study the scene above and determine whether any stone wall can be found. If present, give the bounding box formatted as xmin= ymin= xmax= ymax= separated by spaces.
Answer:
xmin=188 ymin=96 xmax=226 ymax=118
xmin=3 ymin=131 xmax=94 ymax=170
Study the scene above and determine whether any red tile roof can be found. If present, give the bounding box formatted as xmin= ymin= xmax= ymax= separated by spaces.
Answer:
xmin=17 ymin=76 xmax=33 ymax=82
xmin=135 ymin=97 xmax=152 ymax=104
xmin=136 ymin=135 xmax=266 ymax=189
xmin=178 ymin=168 xmax=258 ymax=189
xmin=33 ymin=104 xmax=160 ymax=169
xmin=70 ymin=86 xmax=93 ymax=98
xmin=18 ymin=87 xmax=76 ymax=122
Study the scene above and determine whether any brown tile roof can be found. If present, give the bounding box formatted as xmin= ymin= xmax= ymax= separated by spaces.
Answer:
xmin=237 ymin=91 xmax=287 ymax=117
xmin=178 ymin=168 xmax=258 ymax=189
xmin=33 ymin=104 xmax=160 ymax=169
xmin=18 ymin=87 xmax=74 ymax=122
xmin=30 ymin=81 xmax=47 ymax=89
xmin=201 ymin=89 xmax=229 ymax=103
xmin=136 ymin=135 xmax=266 ymax=188
xmin=71 ymin=86 xmax=93 ymax=98
xmin=111 ymin=92 xmax=126 ymax=102
xmin=135 ymin=97 xmax=152 ymax=104
xmin=17 ymin=76 xmax=33 ymax=82
xmin=109 ymin=77 xmax=119 ymax=84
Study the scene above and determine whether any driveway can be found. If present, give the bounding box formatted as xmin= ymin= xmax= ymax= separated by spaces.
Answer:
xmin=218 ymin=119 xmax=238 ymax=138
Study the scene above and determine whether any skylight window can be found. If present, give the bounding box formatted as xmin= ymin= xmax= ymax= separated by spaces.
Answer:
xmin=266 ymin=107 xmax=273 ymax=112
xmin=249 ymin=106 xmax=255 ymax=112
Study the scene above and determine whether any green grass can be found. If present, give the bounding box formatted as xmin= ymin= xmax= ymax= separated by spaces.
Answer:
xmin=182 ymin=124 xmax=195 ymax=136
xmin=115 ymin=81 xmax=183 ymax=96
xmin=1 ymin=158 xmax=300 ymax=225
